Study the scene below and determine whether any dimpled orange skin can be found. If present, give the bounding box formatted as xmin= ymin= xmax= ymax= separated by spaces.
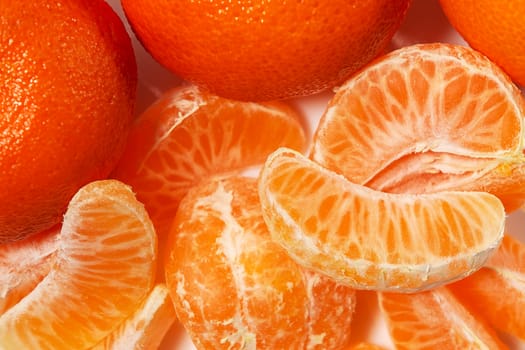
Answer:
xmin=439 ymin=0 xmax=525 ymax=87
xmin=0 ymin=0 xmax=137 ymax=241
xmin=120 ymin=0 xmax=411 ymax=101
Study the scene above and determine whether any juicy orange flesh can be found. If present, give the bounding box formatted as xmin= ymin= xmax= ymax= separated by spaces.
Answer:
xmin=449 ymin=234 xmax=525 ymax=340
xmin=113 ymin=86 xmax=306 ymax=237
xmin=311 ymin=43 xmax=525 ymax=210
xmin=92 ymin=284 xmax=176 ymax=350
xmin=166 ymin=176 xmax=355 ymax=349
xmin=0 ymin=180 xmax=156 ymax=349
xmin=259 ymin=148 xmax=505 ymax=291
xmin=379 ymin=288 xmax=508 ymax=349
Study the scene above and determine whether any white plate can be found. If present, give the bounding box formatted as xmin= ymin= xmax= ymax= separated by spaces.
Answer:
xmin=106 ymin=0 xmax=525 ymax=348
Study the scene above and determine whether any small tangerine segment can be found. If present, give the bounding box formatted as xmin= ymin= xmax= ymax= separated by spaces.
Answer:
xmin=258 ymin=148 xmax=505 ymax=292
xmin=91 ymin=284 xmax=176 ymax=350
xmin=449 ymin=234 xmax=525 ymax=341
xmin=379 ymin=288 xmax=508 ymax=349
xmin=165 ymin=176 xmax=356 ymax=349
xmin=0 ymin=180 xmax=157 ymax=349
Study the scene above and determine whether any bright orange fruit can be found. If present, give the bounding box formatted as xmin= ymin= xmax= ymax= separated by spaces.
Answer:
xmin=439 ymin=0 xmax=525 ymax=86
xmin=165 ymin=176 xmax=356 ymax=349
xmin=258 ymin=148 xmax=505 ymax=292
xmin=92 ymin=284 xmax=176 ymax=350
xmin=0 ymin=180 xmax=157 ymax=349
xmin=0 ymin=0 xmax=137 ymax=242
xmin=449 ymin=234 xmax=525 ymax=342
xmin=112 ymin=85 xmax=306 ymax=277
xmin=310 ymin=43 xmax=525 ymax=212
xmin=0 ymin=225 xmax=58 ymax=315
xmin=120 ymin=0 xmax=411 ymax=101
xmin=379 ymin=288 xmax=508 ymax=349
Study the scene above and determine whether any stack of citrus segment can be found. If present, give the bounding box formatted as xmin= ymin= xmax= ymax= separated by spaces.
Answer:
xmin=259 ymin=43 xmax=524 ymax=292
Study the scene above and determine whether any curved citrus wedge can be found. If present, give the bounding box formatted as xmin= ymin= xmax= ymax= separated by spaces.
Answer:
xmin=112 ymin=84 xmax=307 ymax=237
xmin=165 ymin=176 xmax=356 ymax=349
xmin=0 ymin=180 xmax=157 ymax=349
xmin=449 ymin=234 xmax=525 ymax=341
xmin=311 ymin=43 xmax=525 ymax=212
xmin=91 ymin=284 xmax=176 ymax=350
xmin=258 ymin=148 xmax=505 ymax=292
xmin=0 ymin=225 xmax=59 ymax=315
xmin=379 ymin=288 xmax=508 ymax=349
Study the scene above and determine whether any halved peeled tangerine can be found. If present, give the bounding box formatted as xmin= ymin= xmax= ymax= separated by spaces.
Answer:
xmin=0 ymin=180 xmax=157 ymax=349
xmin=165 ymin=176 xmax=356 ymax=349
xmin=112 ymin=84 xmax=307 ymax=238
xmin=311 ymin=43 xmax=525 ymax=212
xmin=258 ymin=148 xmax=505 ymax=292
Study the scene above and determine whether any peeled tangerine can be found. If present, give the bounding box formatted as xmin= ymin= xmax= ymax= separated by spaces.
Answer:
xmin=258 ymin=148 xmax=506 ymax=293
xmin=165 ymin=176 xmax=356 ymax=349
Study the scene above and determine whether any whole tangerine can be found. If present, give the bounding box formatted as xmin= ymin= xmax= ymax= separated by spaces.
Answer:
xmin=0 ymin=0 xmax=137 ymax=242
xmin=439 ymin=0 xmax=525 ymax=87
xmin=120 ymin=0 xmax=411 ymax=101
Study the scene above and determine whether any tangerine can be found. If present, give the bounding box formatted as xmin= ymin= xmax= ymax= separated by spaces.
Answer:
xmin=439 ymin=0 xmax=525 ymax=87
xmin=120 ymin=0 xmax=411 ymax=101
xmin=0 ymin=0 xmax=137 ymax=241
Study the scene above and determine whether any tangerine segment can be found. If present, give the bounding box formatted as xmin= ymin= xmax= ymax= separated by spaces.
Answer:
xmin=449 ymin=234 xmax=525 ymax=341
xmin=0 ymin=226 xmax=59 ymax=315
xmin=91 ymin=284 xmax=176 ymax=350
xmin=165 ymin=176 xmax=356 ymax=350
xmin=379 ymin=288 xmax=508 ymax=349
xmin=310 ymin=43 xmax=525 ymax=207
xmin=0 ymin=180 xmax=157 ymax=349
xmin=258 ymin=148 xmax=505 ymax=292
xmin=112 ymin=84 xmax=307 ymax=237
xmin=347 ymin=342 xmax=387 ymax=350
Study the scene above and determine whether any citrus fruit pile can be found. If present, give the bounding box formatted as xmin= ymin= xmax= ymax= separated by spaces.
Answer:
xmin=1 ymin=0 xmax=525 ymax=349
